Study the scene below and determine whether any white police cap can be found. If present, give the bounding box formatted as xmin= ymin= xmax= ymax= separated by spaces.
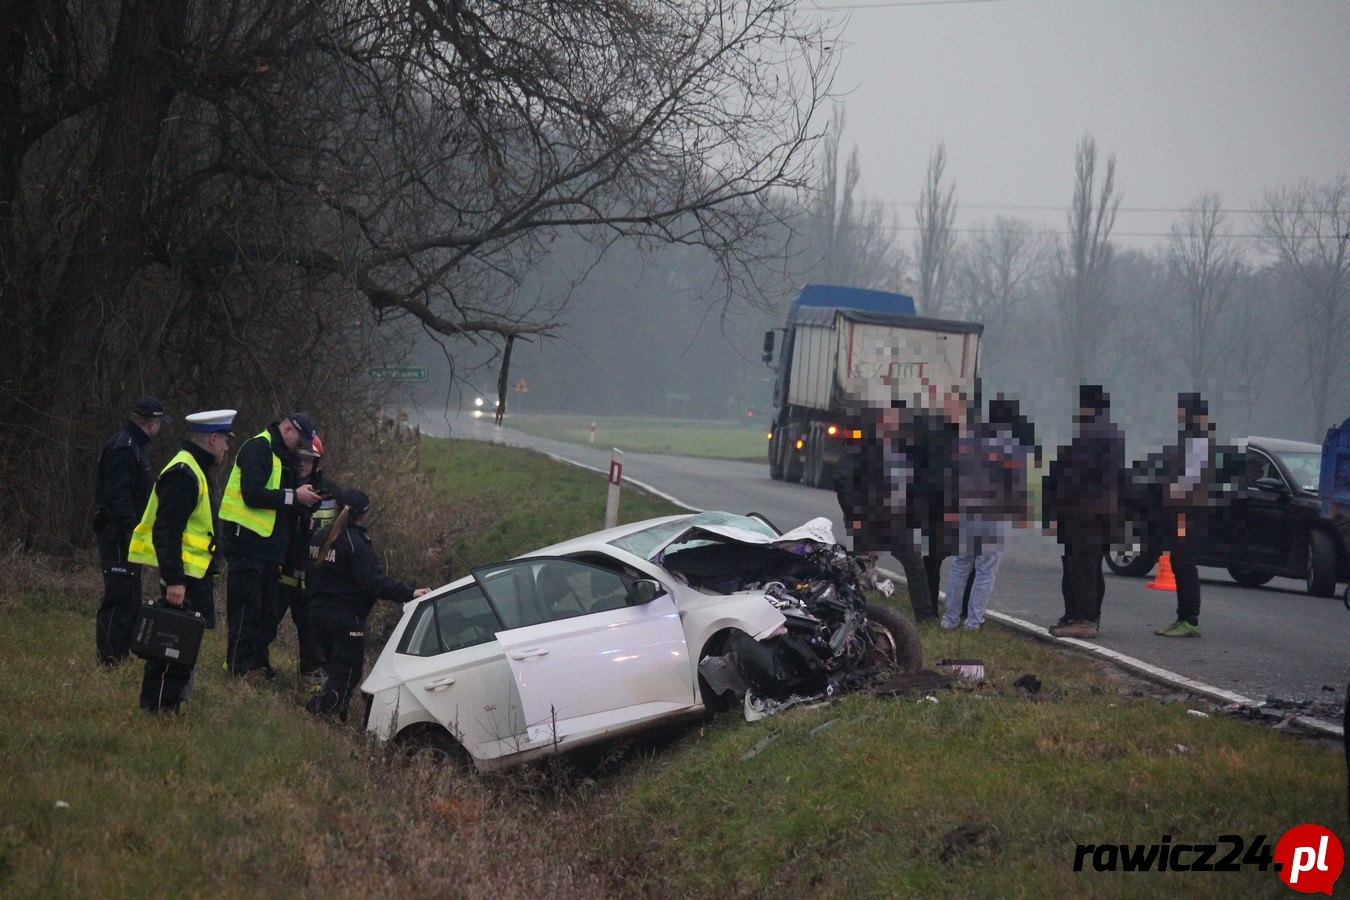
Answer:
xmin=185 ymin=409 xmax=237 ymax=435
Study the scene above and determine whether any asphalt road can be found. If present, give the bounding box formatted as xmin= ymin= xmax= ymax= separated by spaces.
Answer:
xmin=420 ymin=412 xmax=1348 ymax=710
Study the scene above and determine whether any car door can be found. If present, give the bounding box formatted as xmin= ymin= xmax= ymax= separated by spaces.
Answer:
xmin=481 ymin=557 xmax=696 ymax=746
xmin=383 ymin=582 xmax=527 ymax=763
xmin=1243 ymin=448 xmax=1294 ymax=566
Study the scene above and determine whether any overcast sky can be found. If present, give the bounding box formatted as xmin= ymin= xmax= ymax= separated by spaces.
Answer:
xmin=817 ymin=0 xmax=1350 ymax=252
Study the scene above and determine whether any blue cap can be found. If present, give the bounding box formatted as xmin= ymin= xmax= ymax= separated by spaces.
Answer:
xmin=132 ymin=396 xmax=172 ymax=423
xmin=185 ymin=409 xmax=237 ymax=434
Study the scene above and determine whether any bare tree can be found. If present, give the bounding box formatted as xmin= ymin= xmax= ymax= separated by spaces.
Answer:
xmin=1053 ymin=134 xmax=1121 ymax=387
xmin=914 ymin=142 xmax=957 ymax=318
xmin=1163 ymin=193 xmax=1243 ymax=391
xmin=1254 ymin=175 xmax=1350 ymax=435
xmin=804 ymin=106 xmax=907 ymax=291
xmin=0 ymin=0 xmax=837 ymax=546
xmin=951 ymin=216 xmax=1048 ymax=375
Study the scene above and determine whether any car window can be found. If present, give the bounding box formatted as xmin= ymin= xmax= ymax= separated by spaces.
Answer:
xmin=1246 ymin=450 xmax=1281 ymax=486
xmin=398 ymin=583 xmax=501 ymax=657
xmin=473 ymin=558 xmax=638 ymax=627
xmin=1274 ymin=450 xmax=1321 ymax=493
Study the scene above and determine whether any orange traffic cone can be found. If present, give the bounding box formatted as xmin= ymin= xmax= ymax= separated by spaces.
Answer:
xmin=1148 ymin=552 xmax=1177 ymax=591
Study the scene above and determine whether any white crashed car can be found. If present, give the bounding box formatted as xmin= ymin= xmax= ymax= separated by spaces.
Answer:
xmin=361 ymin=512 xmax=920 ymax=771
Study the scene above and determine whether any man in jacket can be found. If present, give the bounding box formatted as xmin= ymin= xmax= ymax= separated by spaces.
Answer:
xmin=1155 ymin=392 xmax=1215 ymax=638
xmin=835 ymin=401 xmax=934 ymax=621
xmin=128 ymin=409 xmax=235 ymax=712
xmin=93 ymin=396 xmax=171 ymax=665
xmin=219 ymin=412 xmax=320 ymax=677
xmin=1043 ymin=385 xmax=1126 ymax=639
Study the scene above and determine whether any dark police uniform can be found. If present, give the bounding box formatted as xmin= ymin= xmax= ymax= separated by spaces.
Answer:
xmin=130 ymin=440 xmax=221 ymax=712
xmin=275 ymin=468 xmax=340 ymax=678
xmin=305 ymin=515 xmax=415 ymax=721
xmin=93 ymin=419 xmax=157 ymax=663
xmin=219 ymin=422 xmax=302 ymax=676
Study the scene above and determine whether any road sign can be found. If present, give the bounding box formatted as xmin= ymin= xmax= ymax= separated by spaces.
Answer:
xmin=514 ymin=378 xmax=529 ymax=393
xmin=369 ymin=366 xmax=428 ymax=382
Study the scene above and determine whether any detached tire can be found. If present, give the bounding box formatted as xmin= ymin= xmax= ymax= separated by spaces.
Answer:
xmin=1227 ymin=567 xmax=1273 ymax=589
xmin=864 ymin=602 xmax=923 ymax=674
xmin=1306 ymin=529 xmax=1337 ymax=598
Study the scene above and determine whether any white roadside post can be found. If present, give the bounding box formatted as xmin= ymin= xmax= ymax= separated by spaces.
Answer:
xmin=605 ymin=449 xmax=624 ymax=529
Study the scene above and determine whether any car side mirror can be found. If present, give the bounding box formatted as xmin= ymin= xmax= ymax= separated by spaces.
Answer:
xmin=629 ymin=579 xmax=665 ymax=605
xmin=1254 ymin=476 xmax=1287 ymax=494
xmin=762 ymin=330 xmax=776 ymax=364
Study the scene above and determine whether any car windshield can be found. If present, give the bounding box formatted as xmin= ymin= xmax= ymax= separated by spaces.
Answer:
xmin=1273 ymin=450 xmax=1321 ymax=493
xmin=608 ymin=512 xmax=778 ymax=560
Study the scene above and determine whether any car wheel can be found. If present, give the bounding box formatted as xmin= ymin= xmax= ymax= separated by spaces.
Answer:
xmin=864 ymin=602 xmax=923 ymax=674
xmin=397 ymin=728 xmax=470 ymax=769
xmin=1305 ymin=529 xmax=1337 ymax=598
xmin=1105 ymin=540 xmax=1158 ymax=578
xmin=1226 ymin=567 xmax=1273 ymax=588
xmin=804 ymin=429 xmax=824 ymax=488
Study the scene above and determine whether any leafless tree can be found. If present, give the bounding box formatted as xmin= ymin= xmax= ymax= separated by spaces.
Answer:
xmin=803 ymin=106 xmax=907 ymax=291
xmin=1162 ymin=193 xmax=1243 ymax=391
xmin=0 ymin=0 xmax=837 ymax=546
xmin=1052 ymin=134 xmax=1121 ymax=387
xmin=914 ymin=142 xmax=957 ymax=318
xmin=1254 ymin=175 xmax=1350 ymax=435
xmin=950 ymin=216 xmax=1049 ymax=375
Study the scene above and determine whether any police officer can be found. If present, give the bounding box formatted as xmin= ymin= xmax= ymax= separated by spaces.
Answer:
xmin=219 ymin=412 xmax=321 ymax=677
xmin=306 ymin=489 xmax=429 ymax=721
xmin=128 ymin=409 xmax=236 ymax=712
xmin=274 ymin=434 xmax=340 ymax=685
xmin=94 ymin=396 xmax=171 ymax=665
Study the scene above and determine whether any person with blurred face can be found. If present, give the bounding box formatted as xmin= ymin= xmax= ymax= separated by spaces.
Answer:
xmin=1043 ymin=385 xmax=1125 ymax=639
xmin=219 ymin=412 xmax=321 ymax=677
xmin=1155 ymin=393 xmax=1215 ymax=638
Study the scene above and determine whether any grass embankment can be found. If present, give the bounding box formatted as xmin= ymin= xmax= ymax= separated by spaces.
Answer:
xmin=507 ymin=415 xmax=769 ymax=462
xmin=2 ymin=437 xmax=1344 ymax=898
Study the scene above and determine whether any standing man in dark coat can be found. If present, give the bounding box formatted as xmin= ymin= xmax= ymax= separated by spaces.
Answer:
xmin=909 ymin=388 xmax=966 ymax=619
xmin=1043 ymin=385 xmax=1126 ymax=639
xmin=219 ymin=413 xmax=320 ymax=677
xmin=835 ymin=402 xmax=933 ymax=621
xmin=93 ymin=396 xmax=171 ymax=665
xmin=127 ymin=410 xmax=235 ymax=713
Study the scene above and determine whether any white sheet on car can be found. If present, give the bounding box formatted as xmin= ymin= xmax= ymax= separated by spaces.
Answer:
xmin=676 ymin=516 xmax=836 ymax=550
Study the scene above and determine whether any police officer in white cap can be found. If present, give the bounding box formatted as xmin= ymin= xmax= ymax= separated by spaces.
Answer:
xmin=128 ymin=409 xmax=236 ymax=713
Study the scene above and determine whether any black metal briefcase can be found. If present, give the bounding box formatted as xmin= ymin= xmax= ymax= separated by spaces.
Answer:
xmin=131 ymin=602 xmax=205 ymax=667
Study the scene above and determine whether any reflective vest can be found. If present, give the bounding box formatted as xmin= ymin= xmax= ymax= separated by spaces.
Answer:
xmin=128 ymin=450 xmax=214 ymax=577
xmin=219 ymin=430 xmax=281 ymax=537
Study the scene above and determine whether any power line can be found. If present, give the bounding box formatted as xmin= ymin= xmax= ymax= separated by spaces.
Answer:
xmin=810 ymin=0 xmax=1007 ymax=10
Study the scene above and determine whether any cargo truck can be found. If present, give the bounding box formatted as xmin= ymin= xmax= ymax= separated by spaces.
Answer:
xmin=762 ymin=284 xmax=983 ymax=487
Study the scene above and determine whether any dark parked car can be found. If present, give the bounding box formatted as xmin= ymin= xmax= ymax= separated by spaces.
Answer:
xmin=1106 ymin=437 xmax=1350 ymax=597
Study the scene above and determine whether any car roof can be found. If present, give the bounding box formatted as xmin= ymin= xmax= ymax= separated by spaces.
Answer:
xmin=1245 ymin=436 xmax=1320 ymax=455
xmin=517 ymin=513 xmax=697 ymax=559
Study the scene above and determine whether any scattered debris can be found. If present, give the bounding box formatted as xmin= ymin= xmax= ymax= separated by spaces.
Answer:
xmin=1013 ymin=674 xmax=1042 ymax=695
xmin=740 ymin=731 xmax=782 ymax=761
xmin=810 ymin=719 xmax=841 ymax=736
xmin=873 ymin=670 xmax=954 ymax=697
xmin=1175 ymin=744 xmax=1188 ymax=755
xmin=1186 ymin=709 xmax=1209 ymax=718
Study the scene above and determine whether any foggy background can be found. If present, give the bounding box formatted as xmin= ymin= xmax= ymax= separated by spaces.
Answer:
xmin=398 ymin=0 xmax=1350 ymax=458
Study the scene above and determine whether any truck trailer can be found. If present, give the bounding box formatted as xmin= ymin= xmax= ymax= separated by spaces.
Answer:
xmin=763 ymin=284 xmax=983 ymax=487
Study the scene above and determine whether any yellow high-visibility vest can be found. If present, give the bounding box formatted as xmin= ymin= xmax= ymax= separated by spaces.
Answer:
xmin=128 ymin=450 xmax=214 ymax=577
xmin=218 ymin=429 xmax=281 ymax=537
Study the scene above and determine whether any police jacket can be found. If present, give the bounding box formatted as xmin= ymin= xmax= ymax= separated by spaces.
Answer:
xmin=307 ymin=522 xmax=415 ymax=620
xmin=220 ymin=422 xmax=298 ymax=564
xmin=282 ymin=472 xmax=341 ymax=583
xmin=93 ymin=421 xmax=155 ymax=533
xmin=138 ymin=441 xmax=219 ymax=586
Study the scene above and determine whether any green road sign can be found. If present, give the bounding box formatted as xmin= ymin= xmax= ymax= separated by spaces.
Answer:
xmin=369 ymin=366 xmax=428 ymax=382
